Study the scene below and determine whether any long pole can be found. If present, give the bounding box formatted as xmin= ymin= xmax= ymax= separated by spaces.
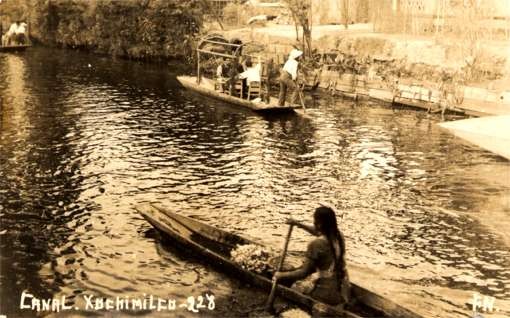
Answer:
xmin=297 ymin=82 xmax=307 ymax=111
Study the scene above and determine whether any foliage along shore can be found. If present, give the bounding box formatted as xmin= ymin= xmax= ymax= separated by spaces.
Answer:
xmin=2 ymin=0 xmax=204 ymax=62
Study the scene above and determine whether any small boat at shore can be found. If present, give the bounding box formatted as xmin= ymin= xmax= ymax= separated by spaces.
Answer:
xmin=177 ymin=75 xmax=299 ymax=113
xmin=439 ymin=115 xmax=510 ymax=160
xmin=0 ymin=44 xmax=31 ymax=53
xmin=136 ymin=203 xmax=423 ymax=318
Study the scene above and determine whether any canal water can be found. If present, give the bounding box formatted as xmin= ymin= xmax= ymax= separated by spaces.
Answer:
xmin=1 ymin=48 xmax=509 ymax=317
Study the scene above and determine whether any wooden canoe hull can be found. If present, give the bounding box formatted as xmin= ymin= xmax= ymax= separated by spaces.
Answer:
xmin=177 ymin=75 xmax=299 ymax=113
xmin=0 ymin=45 xmax=31 ymax=53
xmin=136 ymin=203 xmax=423 ymax=318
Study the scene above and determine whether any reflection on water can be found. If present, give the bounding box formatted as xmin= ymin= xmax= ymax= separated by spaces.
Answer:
xmin=0 ymin=48 xmax=509 ymax=317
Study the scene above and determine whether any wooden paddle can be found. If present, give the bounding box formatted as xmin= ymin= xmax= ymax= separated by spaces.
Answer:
xmin=266 ymin=224 xmax=294 ymax=311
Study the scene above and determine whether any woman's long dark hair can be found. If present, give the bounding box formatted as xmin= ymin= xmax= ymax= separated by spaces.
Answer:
xmin=314 ymin=206 xmax=345 ymax=290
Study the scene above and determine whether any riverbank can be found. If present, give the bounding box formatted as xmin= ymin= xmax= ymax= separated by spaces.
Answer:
xmin=2 ymin=0 xmax=204 ymax=61
xmin=222 ymin=23 xmax=510 ymax=117
xmin=5 ymin=1 xmax=509 ymax=117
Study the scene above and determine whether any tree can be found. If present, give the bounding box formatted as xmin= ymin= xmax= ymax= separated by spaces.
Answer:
xmin=283 ymin=0 xmax=312 ymax=58
xmin=341 ymin=0 xmax=349 ymax=29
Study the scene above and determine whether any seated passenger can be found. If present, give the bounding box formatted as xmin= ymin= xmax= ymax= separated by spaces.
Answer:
xmin=216 ymin=58 xmax=230 ymax=93
xmin=238 ymin=57 xmax=261 ymax=85
xmin=15 ymin=22 xmax=27 ymax=45
xmin=238 ymin=57 xmax=262 ymax=100
xmin=216 ymin=58 xmax=229 ymax=79
xmin=227 ymin=57 xmax=244 ymax=97
xmin=273 ymin=205 xmax=350 ymax=308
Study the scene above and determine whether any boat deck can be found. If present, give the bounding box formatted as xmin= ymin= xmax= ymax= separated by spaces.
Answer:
xmin=177 ymin=76 xmax=300 ymax=113
xmin=0 ymin=45 xmax=31 ymax=52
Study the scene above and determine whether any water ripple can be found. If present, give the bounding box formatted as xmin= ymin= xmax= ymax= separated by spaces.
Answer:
xmin=1 ymin=48 xmax=509 ymax=317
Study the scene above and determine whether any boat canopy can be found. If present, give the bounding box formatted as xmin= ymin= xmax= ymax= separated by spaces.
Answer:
xmin=196 ymin=34 xmax=268 ymax=83
xmin=197 ymin=33 xmax=243 ymax=59
xmin=197 ymin=34 xmax=266 ymax=59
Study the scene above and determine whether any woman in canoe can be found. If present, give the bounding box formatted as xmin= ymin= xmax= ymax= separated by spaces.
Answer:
xmin=273 ymin=205 xmax=350 ymax=307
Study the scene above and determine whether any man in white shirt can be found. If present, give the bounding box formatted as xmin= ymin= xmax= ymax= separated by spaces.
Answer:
xmin=278 ymin=49 xmax=303 ymax=106
xmin=237 ymin=57 xmax=262 ymax=100
xmin=238 ymin=57 xmax=262 ymax=85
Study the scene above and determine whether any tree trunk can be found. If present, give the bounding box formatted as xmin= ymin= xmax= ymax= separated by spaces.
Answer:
xmin=342 ymin=0 xmax=349 ymax=29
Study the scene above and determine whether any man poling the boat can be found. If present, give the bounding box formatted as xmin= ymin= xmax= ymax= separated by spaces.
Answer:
xmin=278 ymin=48 xmax=303 ymax=107
xmin=272 ymin=205 xmax=350 ymax=309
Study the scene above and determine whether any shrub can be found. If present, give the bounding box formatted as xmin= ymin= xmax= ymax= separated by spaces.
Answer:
xmin=22 ymin=0 xmax=205 ymax=60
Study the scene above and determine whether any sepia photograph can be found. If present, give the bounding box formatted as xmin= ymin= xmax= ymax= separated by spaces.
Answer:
xmin=0 ymin=0 xmax=509 ymax=317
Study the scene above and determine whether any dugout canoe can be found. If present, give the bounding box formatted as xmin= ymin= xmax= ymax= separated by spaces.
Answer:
xmin=438 ymin=115 xmax=510 ymax=160
xmin=177 ymin=75 xmax=300 ymax=113
xmin=0 ymin=45 xmax=31 ymax=53
xmin=135 ymin=203 xmax=423 ymax=318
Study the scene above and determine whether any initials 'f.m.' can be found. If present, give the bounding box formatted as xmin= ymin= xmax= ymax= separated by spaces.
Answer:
xmin=472 ymin=293 xmax=497 ymax=313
